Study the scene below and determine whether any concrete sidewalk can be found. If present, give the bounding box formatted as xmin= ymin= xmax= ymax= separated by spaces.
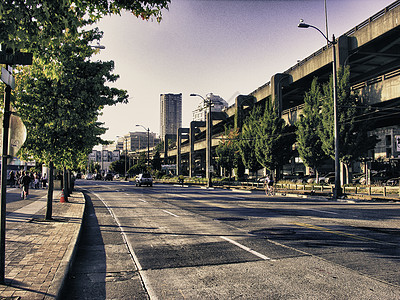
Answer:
xmin=0 ymin=191 xmax=85 ymax=299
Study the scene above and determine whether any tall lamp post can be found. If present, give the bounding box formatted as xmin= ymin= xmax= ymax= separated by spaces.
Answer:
xmin=136 ymin=125 xmax=150 ymax=168
xmin=117 ymin=136 xmax=128 ymax=178
xmin=298 ymin=20 xmax=341 ymax=199
xmin=190 ymin=93 xmax=213 ymax=188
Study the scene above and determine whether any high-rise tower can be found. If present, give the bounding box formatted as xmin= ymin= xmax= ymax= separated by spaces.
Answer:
xmin=160 ymin=93 xmax=182 ymax=141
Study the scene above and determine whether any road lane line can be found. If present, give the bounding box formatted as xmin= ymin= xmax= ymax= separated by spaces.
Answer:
xmin=308 ymin=209 xmax=338 ymax=215
xmin=220 ymin=236 xmax=272 ymax=260
xmin=89 ymin=191 xmax=159 ymax=300
xmin=163 ymin=210 xmax=179 ymax=217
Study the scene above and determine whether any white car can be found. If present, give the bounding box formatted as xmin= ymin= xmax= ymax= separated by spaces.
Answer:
xmin=135 ymin=173 xmax=153 ymax=187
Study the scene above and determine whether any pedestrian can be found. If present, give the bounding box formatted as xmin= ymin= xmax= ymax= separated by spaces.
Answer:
xmin=9 ymin=171 xmax=15 ymax=187
xmin=29 ymin=172 xmax=35 ymax=188
xmin=34 ymin=172 xmax=40 ymax=189
xmin=16 ymin=171 xmax=21 ymax=188
xmin=21 ymin=171 xmax=31 ymax=199
xmin=264 ymin=175 xmax=271 ymax=196
xmin=41 ymin=173 xmax=47 ymax=189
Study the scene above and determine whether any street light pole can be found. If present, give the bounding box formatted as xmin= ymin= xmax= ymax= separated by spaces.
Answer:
xmin=136 ymin=125 xmax=150 ymax=168
xmin=117 ymin=136 xmax=128 ymax=178
xmin=298 ymin=21 xmax=341 ymax=199
xmin=190 ymin=93 xmax=213 ymax=188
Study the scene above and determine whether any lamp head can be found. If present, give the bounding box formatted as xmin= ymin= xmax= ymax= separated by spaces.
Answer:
xmin=298 ymin=19 xmax=310 ymax=28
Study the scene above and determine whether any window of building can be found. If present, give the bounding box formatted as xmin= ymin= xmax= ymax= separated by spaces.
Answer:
xmin=386 ymin=134 xmax=391 ymax=146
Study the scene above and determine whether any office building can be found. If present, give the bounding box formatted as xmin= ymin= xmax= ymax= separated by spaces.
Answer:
xmin=192 ymin=94 xmax=228 ymax=121
xmin=160 ymin=93 xmax=182 ymax=140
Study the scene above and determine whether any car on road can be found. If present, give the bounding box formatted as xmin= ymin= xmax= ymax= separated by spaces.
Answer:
xmin=104 ymin=172 xmax=113 ymax=181
xmin=135 ymin=173 xmax=153 ymax=187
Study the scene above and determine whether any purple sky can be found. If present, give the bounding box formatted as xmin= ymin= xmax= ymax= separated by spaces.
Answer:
xmin=91 ymin=0 xmax=395 ymax=144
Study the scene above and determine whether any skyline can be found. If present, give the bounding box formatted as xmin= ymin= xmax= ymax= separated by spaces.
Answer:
xmin=91 ymin=0 xmax=395 ymax=146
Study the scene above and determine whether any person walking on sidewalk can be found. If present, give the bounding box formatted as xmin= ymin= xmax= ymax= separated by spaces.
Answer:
xmin=21 ymin=171 xmax=31 ymax=199
xmin=41 ymin=173 xmax=47 ymax=189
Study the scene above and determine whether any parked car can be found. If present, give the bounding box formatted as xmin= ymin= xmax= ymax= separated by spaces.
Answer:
xmin=135 ymin=173 xmax=153 ymax=187
xmin=322 ymin=172 xmax=336 ymax=184
xmin=85 ymin=173 xmax=93 ymax=180
xmin=104 ymin=172 xmax=113 ymax=181
xmin=384 ymin=177 xmax=400 ymax=186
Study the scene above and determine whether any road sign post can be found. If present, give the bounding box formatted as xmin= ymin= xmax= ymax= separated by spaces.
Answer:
xmin=0 ymin=83 xmax=11 ymax=283
xmin=0 ymin=48 xmax=32 ymax=283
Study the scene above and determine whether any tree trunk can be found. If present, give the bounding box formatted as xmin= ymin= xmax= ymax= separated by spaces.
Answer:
xmin=45 ymin=161 xmax=54 ymax=220
xmin=63 ymin=167 xmax=69 ymax=202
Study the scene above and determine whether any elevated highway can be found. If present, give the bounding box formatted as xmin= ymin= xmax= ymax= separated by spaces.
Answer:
xmin=159 ymin=1 xmax=400 ymax=176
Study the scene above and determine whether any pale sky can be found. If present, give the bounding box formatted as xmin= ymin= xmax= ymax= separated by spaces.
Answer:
xmin=91 ymin=0 xmax=395 ymax=145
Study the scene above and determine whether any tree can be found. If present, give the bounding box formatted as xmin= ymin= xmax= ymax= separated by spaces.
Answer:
xmin=1 ymin=0 xmax=169 ymax=219
xmin=0 ymin=0 xmax=170 ymax=52
xmin=319 ymin=66 xmax=378 ymax=182
xmin=14 ymin=30 xmax=128 ymax=170
xmin=216 ymin=127 xmax=240 ymax=179
xmin=152 ymin=150 xmax=162 ymax=171
xmin=296 ymin=78 xmax=328 ymax=180
xmin=254 ymin=99 xmax=291 ymax=179
xmin=237 ymin=106 xmax=263 ymax=176
xmin=12 ymin=29 xmax=127 ymax=216
xmin=128 ymin=152 xmax=147 ymax=175
xmin=109 ymin=158 xmax=126 ymax=175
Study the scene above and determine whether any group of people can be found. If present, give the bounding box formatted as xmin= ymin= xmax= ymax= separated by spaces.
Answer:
xmin=8 ymin=171 xmax=48 ymax=199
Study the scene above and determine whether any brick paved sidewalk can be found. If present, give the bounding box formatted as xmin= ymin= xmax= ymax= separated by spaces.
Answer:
xmin=0 ymin=191 xmax=85 ymax=299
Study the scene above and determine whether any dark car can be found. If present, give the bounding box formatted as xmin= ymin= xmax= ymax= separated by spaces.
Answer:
xmin=104 ymin=172 xmax=113 ymax=181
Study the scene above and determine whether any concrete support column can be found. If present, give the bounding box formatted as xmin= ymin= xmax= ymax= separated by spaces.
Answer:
xmin=176 ymin=128 xmax=189 ymax=176
xmin=271 ymin=73 xmax=291 ymax=115
xmin=234 ymin=95 xmax=256 ymax=130
xmin=189 ymin=121 xmax=205 ymax=178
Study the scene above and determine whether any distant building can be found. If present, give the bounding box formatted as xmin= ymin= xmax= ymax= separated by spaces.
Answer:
xmin=160 ymin=93 xmax=182 ymax=140
xmin=118 ymin=132 xmax=160 ymax=152
xmin=192 ymin=94 xmax=228 ymax=122
xmin=88 ymin=149 xmax=120 ymax=163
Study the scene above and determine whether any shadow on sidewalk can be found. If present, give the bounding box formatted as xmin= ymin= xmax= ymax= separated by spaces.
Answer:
xmin=59 ymin=194 xmax=106 ymax=299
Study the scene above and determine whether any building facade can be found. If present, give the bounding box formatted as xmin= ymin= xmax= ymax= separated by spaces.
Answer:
xmin=192 ymin=94 xmax=228 ymax=122
xmin=118 ymin=132 xmax=160 ymax=152
xmin=160 ymin=93 xmax=182 ymax=140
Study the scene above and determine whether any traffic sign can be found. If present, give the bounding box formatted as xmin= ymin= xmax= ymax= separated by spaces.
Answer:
xmin=1 ymin=67 xmax=15 ymax=89
xmin=0 ymin=51 xmax=32 ymax=65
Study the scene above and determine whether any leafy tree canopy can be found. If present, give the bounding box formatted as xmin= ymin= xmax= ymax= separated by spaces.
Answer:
xmin=296 ymin=77 xmax=328 ymax=173
xmin=0 ymin=0 xmax=170 ymax=52
xmin=12 ymin=30 xmax=128 ymax=169
xmin=319 ymin=66 xmax=377 ymax=165
xmin=238 ymin=105 xmax=262 ymax=173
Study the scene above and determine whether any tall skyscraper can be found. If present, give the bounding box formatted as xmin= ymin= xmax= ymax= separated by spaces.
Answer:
xmin=160 ymin=93 xmax=182 ymax=140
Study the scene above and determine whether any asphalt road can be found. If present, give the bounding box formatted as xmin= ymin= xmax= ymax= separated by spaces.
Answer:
xmin=64 ymin=180 xmax=400 ymax=299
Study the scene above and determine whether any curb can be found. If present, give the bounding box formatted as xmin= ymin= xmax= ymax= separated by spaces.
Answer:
xmin=45 ymin=191 xmax=86 ymax=300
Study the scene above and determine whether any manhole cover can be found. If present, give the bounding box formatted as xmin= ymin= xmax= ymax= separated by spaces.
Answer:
xmin=249 ymin=228 xmax=295 ymax=236
xmin=216 ymin=217 xmax=246 ymax=221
